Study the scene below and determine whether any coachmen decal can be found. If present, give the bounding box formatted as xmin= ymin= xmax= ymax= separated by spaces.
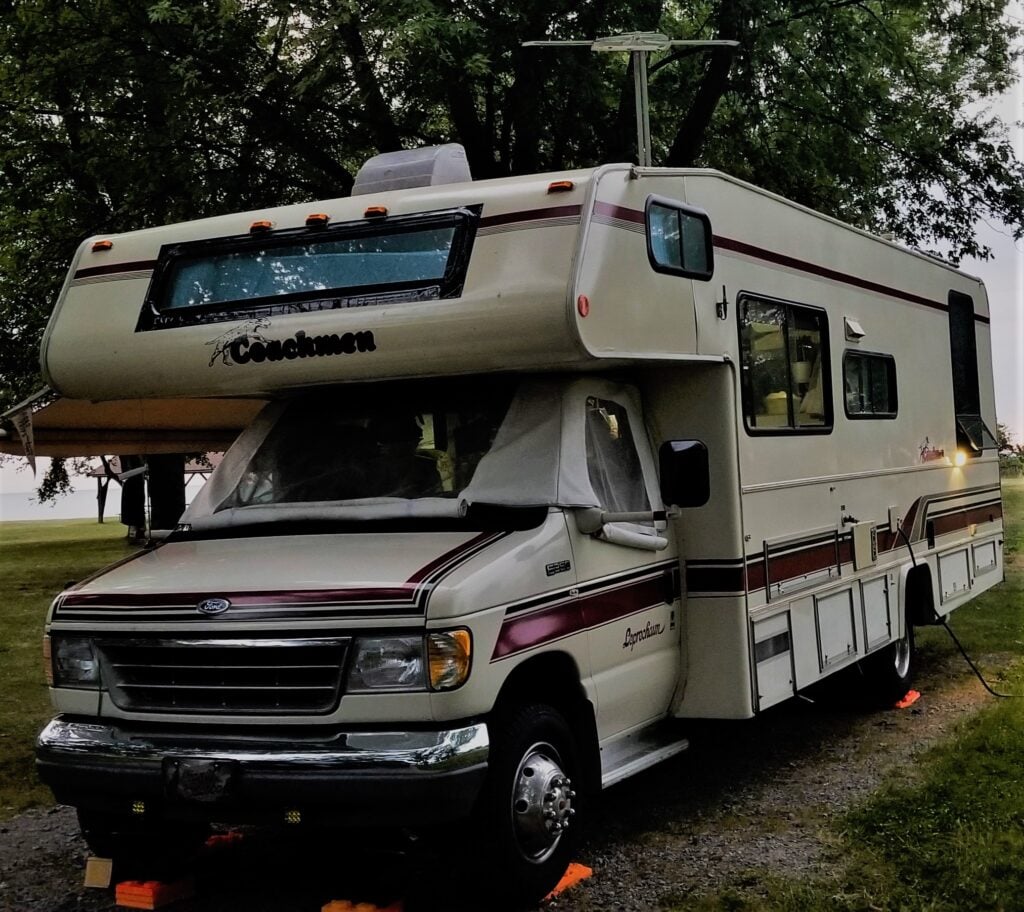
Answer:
xmin=207 ymin=321 xmax=376 ymax=368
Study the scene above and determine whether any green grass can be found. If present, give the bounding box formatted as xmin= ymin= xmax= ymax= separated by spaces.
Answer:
xmin=674 ymin=478 xmax=1024 ymax=911
xmin=0 ymin=519 xmax=135 ymax=818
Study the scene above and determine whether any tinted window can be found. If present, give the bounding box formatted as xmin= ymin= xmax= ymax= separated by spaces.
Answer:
xmin=844 ymin=351 xmax=897 ymax=418
xmin=138 ymin=207 xmax=479 ymax=331
xmin=740 ymin=296 xmax=832 ymax=432
xmin=646 ymin=198 xmax=713 ymax=280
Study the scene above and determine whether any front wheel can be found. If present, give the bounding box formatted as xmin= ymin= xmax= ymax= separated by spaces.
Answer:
xmin=474 ymin=704 xmax=584 ymax=907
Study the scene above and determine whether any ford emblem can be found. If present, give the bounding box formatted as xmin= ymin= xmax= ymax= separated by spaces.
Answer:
xmin=197 ymin=597 xmax=231 ymax=616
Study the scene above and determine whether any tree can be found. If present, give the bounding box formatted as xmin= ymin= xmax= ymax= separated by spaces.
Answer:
xmin=1 ymin=0 xmax=1021 ymax=436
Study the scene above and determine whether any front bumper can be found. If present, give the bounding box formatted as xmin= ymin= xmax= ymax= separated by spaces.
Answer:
xmin=36 ymin=716 xmax=489 ymax=826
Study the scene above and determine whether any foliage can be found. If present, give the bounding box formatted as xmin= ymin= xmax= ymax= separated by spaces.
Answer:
xmin=0 ymin=519 xmax=134 ymax=819
xmin=0 ymin=0 xmax=1021 ymax=421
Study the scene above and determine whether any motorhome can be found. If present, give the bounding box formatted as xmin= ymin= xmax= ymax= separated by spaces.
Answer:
xmin=33 ymin=145 xmax=1003 ymax=903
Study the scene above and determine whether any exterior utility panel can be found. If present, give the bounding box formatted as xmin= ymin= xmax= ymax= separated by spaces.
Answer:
xmin=36 ymin=160 xmax=1003 ymax=904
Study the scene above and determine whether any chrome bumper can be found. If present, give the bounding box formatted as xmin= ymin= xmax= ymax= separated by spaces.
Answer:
xmin=36 ymin=717 xmax=489 ymax=824
xmin=37 ymin=717 xmax=488 ymax=772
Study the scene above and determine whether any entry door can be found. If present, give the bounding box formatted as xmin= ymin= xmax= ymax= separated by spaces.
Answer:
xmin=569 ymin=393 xmax=680 ymax=742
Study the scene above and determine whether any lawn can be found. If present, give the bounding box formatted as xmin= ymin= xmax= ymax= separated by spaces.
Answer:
xmin=0 ymin=519 xmax=135 ymax=818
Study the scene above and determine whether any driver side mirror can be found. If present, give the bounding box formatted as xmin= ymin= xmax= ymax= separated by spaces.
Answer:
xmin=659 ymin=440 xmax=710 ymax=508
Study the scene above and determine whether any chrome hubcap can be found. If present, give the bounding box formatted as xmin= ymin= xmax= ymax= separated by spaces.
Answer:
xmin=511 ymin=742 xmax=575 ymax=862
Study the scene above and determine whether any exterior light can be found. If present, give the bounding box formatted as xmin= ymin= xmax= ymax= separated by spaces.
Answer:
xmin=249 ymin=219 xmax=273 ymax=234
xmin=91 ymin=240 xmax=114 ymax=252
xmin=305 ymin=213 xmax=330 ymax=228
xmin=363 ymin=206 xmax=388 ymax=218
xmin=954 ymin=450 xmax=968 ymax=467
xmin=547 ymin=180 xmax=575 ymax=193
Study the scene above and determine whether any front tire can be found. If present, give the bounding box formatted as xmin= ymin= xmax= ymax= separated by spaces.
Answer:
xmin=475 ymin=704 xmax=583 ymax=907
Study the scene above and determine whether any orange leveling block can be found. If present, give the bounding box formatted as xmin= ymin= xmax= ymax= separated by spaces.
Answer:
xmin=115 ymin=878 xmax=195 ymax=910
xmin=895 ymin=689 xmax=922 ymax=709
xmin=545 ymin=862 xmax=594 ymax=900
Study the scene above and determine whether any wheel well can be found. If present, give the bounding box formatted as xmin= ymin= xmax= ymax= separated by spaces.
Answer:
xmin=906 ymin=563 xmax=938 ymax=626
xmin=493 ymin=653 xmax=600 ymax=794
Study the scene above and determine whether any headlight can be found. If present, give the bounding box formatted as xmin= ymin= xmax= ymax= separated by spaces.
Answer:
xmin=346 ymin=629 xmax=473 ymax=692
xmin=51 ymin=636 xmax=100 ymax=689
xmin=347 ymin=636 xmax=427 ymax=692
xmin=427 ymin=630 xmax=472 ymax=691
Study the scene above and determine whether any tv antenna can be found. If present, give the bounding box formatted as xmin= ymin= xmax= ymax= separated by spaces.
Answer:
xmin=523 ymin=32 xmax=739 ymax=167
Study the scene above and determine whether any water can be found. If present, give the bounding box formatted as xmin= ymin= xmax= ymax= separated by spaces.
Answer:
xmin=0 ymin=489 xmax=123 ymax=522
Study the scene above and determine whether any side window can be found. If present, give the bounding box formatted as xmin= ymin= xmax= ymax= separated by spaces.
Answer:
xmin=645 ymin=197 xmax=714 ymax=280
xmin=740 ymin=296 xmax=832 ymax=433
xmin=585 ymin=398 xmax=651 ymax=513
xmin=844 ymin=351 xmax=897 ymax=418
xmin=948 ymin=290 xmax=997 ymax=456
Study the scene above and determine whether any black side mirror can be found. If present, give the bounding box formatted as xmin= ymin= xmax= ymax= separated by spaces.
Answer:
xmin=659 ymin=440 xmax=710 ymax=508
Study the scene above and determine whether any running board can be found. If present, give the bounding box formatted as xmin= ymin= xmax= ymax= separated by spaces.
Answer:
xmin=600 ymin=723 xmax=690 ymax=789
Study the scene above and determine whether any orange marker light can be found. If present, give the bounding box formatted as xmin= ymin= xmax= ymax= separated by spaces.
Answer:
xmin=305 ymin=213 xmax=330 ymax=228
xmin=364 ymin=206 xmax=388 ymax=218
xmin=249 ymin=219 xmax=273 ymax=233
xmin=577 ymin=295 xmax=590 ymax=317
xmin=548 ymin=180 xmax=575 ymax=193
xmin=91 ymin=240 xmax=113 ymax=252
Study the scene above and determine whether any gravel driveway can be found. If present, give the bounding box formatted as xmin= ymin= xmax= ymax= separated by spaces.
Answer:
xmin=0 ymin=654 xmax=989 ymax=912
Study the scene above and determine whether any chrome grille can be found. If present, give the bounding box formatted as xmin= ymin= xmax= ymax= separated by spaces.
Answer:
xmin=96 ymin=638 xmax=349 ymax=715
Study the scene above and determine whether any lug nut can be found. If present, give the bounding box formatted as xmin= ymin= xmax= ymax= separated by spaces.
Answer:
xmin=568 ymin=790 xmax=577 ymax=798
xmin=568 ymin=808 xmax=577 ymax=817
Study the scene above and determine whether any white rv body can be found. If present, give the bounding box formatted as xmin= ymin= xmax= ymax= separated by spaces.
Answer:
xmin=36 ymin=159 xmax=1003 ymax=899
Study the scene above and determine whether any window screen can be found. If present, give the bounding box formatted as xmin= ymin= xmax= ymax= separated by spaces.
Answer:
xmin=740 ymin=296 xmax=832 ymax=432
xmin=585 ymin=398 xmax=651 ymax=513
xmin=844 ymin=351 xmax=897 ymax=418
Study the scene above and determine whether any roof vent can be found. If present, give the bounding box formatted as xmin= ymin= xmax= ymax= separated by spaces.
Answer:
xmin=351 ymin=144 xmax=472 ymax=196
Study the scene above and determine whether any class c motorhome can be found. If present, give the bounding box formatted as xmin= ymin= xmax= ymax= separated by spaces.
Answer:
xmin=34 ymin=145 xmax=1004 ymax=904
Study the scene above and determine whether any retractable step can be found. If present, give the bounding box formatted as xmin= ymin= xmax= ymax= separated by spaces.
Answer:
xmin=600 ymin=722 xmax=690 ymax=788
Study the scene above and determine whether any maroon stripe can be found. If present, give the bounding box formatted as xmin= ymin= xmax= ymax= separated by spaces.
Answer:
xmin=407 ymin=531 xmax=498 ymax=585
xmin=479 ymin=205 xmax=581 ymax=229
xmin=61 ymin=531 xmax=502 ymax=612
xmin=930 ymin=502 xmax=1003 ymax=538
xmin=593 ymin=201 xmax=645 ymax=224
xmin=60 ymin=586 xmax=417 ymax=609
xmin=579 ymin=576 xmax=665 ymax=628
xmin=492 ymin=602 xmax=581 ymax=659
xmin=714 ymin=235 xmax=951 ymax=314
xmin=74 ymin=259 xmax=158 ymax=280
xmin=492 ymin=574 xmax=666 ymax=659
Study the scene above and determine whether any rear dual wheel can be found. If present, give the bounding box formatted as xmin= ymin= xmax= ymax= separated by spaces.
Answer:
xmin=859 ymin=614 xmax=916 ymax=706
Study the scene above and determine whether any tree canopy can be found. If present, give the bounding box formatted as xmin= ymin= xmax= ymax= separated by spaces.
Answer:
xmin=1 ymin=0 xmax=1022 ymax=418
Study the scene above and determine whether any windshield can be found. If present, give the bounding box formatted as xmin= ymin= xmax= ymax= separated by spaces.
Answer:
xmin=219 ymin=383 xmax=513 ymax=512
